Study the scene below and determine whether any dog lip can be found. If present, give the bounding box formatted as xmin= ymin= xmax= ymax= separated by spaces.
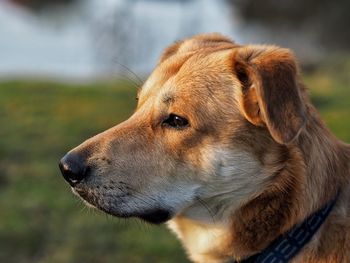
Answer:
xmin=71 ymin=187 xmax=172 ymax=224
xmin=72 ymin=187 xmax=94 ymax=204
xmin=136 ymin=209 xmax=173 ymax=224
xmin=71 ymin=187 xmax=130 ymax=217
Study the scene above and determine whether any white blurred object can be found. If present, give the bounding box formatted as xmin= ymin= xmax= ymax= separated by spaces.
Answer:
xmin=0 ymin=0 xmax=94 ymax=78
xmin=0 ymin=0 xmax=244 ymax=78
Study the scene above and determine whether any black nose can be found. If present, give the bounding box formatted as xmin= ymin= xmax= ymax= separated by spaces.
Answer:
xmin=59 ymin=152 xmax=88 ymax=186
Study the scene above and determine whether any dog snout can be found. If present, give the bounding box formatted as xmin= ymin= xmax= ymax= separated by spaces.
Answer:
xmin=59 ymin=151 xmax=89 ymax=186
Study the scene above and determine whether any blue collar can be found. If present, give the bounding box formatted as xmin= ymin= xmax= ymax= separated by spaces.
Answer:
xmin=234 ymin=194 xmax=339 ymax=263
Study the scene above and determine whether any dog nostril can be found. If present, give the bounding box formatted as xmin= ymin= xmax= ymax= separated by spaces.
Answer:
xmin=59 ymin=152 xmax=88 ymax=186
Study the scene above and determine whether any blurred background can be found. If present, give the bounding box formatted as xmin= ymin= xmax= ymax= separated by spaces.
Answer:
xmin=0 ymin=0 xmax=349 ymax=262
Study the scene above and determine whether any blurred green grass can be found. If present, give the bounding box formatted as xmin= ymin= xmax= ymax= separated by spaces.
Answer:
xmin=0 ymin=63 xmax=349 ymax=263
xmin=0 ymin=80 xmax=188 ymax=263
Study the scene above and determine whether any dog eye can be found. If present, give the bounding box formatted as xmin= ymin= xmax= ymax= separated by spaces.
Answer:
xmin=162 ymin=114 xmax=189 ymax=129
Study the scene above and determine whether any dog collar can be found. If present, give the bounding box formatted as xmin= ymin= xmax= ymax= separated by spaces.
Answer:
xmin=233 ymin=194 xmax=339 ymax=263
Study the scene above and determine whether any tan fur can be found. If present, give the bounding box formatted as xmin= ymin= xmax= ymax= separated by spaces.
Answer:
xmin=65 ymin=33 xmax=350 ymax=263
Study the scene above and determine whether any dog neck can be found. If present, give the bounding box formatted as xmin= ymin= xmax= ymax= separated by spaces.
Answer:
xmin=233 ymin=193 xmax=339 ymax=263
xmin=168 ymin=102 xmax=349 ymax=263
xmin=297 ymin=103 xmax=349 ymax=209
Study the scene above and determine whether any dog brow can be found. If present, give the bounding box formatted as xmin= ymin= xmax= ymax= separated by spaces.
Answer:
xmin=162 ymin=93 xmax=175 ymax=104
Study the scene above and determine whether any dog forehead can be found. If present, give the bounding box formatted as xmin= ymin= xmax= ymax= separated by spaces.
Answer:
xmin=174 ymin=49 xmax=233 ymax=87
xmin=140 ymin=49 xmax=234 ymax=101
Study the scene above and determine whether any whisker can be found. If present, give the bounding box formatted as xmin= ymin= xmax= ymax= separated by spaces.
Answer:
xmin=111 ymin=59 xmax=144 ymax=86
xmin=197 ymin=197 xmax=216 ymax=224
xmin=121 ymin=186 xmax=159 ymax=206
xmin=116 ymin=72 xmax=142 ymax=90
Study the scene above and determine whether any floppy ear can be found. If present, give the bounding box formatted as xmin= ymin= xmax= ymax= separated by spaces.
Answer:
xmin=234 ymin=45 xmax=306 ymax=144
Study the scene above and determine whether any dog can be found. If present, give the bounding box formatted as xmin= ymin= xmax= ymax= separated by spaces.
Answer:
xmin=59 ymin=33 xmax=350 ymax=263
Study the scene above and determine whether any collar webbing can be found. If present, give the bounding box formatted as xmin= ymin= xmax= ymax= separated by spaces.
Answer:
xmin=234 ymin=194 xmax=339 ymax=263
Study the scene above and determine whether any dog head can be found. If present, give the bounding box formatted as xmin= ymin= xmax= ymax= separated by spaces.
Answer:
xmin=59 ymin=33 xmax=306 ymax=224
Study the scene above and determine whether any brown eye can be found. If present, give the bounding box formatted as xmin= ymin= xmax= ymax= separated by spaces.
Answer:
xmin=162 ymin=114 xmax=189 ymax=129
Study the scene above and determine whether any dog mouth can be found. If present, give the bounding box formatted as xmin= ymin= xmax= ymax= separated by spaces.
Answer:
xmin=72 ymin=187 xmax=173 ymax=224
xmin=71 ymin=187 xmax=98 ymax=209
xmin=135 ymin=209 xmax=172 ymax=224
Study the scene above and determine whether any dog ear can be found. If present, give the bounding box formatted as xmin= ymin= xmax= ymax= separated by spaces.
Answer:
xmin=234 ymin=45 xmax=306 ymax=144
